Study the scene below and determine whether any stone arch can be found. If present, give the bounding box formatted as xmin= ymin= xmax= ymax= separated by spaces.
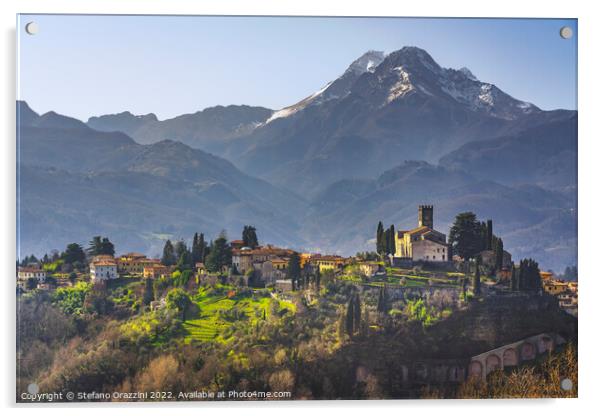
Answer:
xmin=538 ymin=335 xmax=554 ymax=354
xmin=520 ymin=342 xmax=536 ymax=361
xmin=433 ymin=364 xmax=447 ymax=382
xmin=448 ymin=365 xmax=464 ymax=382
xmin=503 ymin=348 xmax=518 ymax=367
xmin=486 ymin=354 xmax=501 ymax=375
xmin=355 ymin=365 xmax=369 ymax=382
xmin=414 ymin=363 xmax=428 ymax=381
xmin=400 ymin=365 xmax=409 ymax=382
xmin=468 ymin=360 xmax=483 ymax=379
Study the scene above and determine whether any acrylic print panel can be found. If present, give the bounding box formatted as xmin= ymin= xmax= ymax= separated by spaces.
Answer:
xmin=16 ymin=14 xmax=577 ymax=402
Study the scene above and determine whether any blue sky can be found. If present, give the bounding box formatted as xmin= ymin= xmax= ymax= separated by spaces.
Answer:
xmin=18 ymin=15 xmax=577 ymax=120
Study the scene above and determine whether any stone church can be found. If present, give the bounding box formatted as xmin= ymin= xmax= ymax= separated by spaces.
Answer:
xmin=394 ymin=205 xmax=449 ymax=263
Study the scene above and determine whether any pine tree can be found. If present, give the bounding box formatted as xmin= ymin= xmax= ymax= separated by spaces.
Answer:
xmin=449 ymin=212 xmax=482 ymax=260
xmin=87 ymin=236 xmax=115 ymax=256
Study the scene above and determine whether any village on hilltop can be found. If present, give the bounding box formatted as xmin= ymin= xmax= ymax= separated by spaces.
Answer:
xmin=17 ymin=205 xmax=578 ymax=317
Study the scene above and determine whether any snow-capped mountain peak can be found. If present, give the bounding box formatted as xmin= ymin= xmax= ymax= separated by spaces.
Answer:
xmin=459 ymin=67 xmax=477 ymax=81
xmin=346 ymin=50 xmax=386 ymax=75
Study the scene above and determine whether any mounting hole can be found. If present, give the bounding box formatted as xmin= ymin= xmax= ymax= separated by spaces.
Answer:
xmin=25 ymin=22 xmax=39 ymax=35
xmin=559 ymin=26 xmax=573 ymax=39
xmin=27 ymin=383 xmax=39 ymax=394
xmin=560 ymin=378 xmax=573 ymax=391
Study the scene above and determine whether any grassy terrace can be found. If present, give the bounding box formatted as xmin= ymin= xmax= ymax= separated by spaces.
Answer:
xmin=339 ymin=266 xmax=463 ymax=288
xmin=183 ymin=285 xmax=295 ymax=344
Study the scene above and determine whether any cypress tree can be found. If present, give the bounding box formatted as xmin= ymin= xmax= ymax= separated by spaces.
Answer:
xmin=511 ymin=264 xmax=518 ymax=291
xmin=345 ymin=297 xmax=355 ymax=337
xmin=242 ymin=225 xmax=259 ymax=249
xmin=353 ymin=293 xmax=362 ymax=334
xmin=377 ymin=285 xmax=388 ymax=314
xmin=376 ymin=221 xmax=385 ymax=256
xmin=161 ymin=240 xmax=176 ymax=266
xmin=384 ymin=228 xmax=391 ymax=255
xmin=473 ymin=256 xmax=481 ymax=295
xmin=142 ymin=277 xmax=154 ymax=306
xmin=287 ymin=253 xmax=301 ymax=291
xmin=486 ymin=220 xmax=493 ymax=251
xmin=389 ymin=224 xmax=396 ymax=255
xmin=494 ymin=238 xmax=504 ymax=271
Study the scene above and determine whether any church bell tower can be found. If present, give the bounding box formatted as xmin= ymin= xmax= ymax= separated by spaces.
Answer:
xmin=418 ymin=205 xmax=434 ymax=229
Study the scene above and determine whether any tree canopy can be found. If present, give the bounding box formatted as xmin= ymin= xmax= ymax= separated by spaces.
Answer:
xmin=287 ymin=253 xmax=301 ymax=291
xmin=205 ymin=232 xmax=232 ymax=273
xmin=62 ymin=243 xmax=86 ymax=265
xmin=87 ymin=236 xmax=115 ymax=257
xmin=449 ymin=212 xmax=485 ymax=260
xmin=161 ymin=240 xmax=176 ymax=266
xmin=242 ymin=226 xmax=259 ymax=249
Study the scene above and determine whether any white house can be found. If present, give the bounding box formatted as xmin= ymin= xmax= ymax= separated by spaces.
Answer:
xmin=17 ymin=267 xmax=47 ymax=282
xmin=90 ymin=258 xmax=118 ymax=281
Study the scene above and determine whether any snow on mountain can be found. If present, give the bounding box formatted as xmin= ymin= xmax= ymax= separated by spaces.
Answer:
xmin=347 ymin=50 xmax=386 ymax=75
xmin=378 ymin=47 xmax=539 ymax=119
xmin=264 ymin=81 xmax=333 ymax=124
xmin=263 ymin=51 xmax=386 ymax=125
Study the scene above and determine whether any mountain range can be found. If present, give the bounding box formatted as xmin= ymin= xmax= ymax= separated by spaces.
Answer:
xmin=18 ymin=46 xmax=577 ymax=271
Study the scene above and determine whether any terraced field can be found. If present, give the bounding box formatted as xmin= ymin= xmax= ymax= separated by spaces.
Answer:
xmin=183 ymin=286 xmax=295 ymax=344
xmin=340 ymin=267 xmax=462 ymax=288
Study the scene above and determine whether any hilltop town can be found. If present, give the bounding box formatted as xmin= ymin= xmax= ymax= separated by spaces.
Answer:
xmin=16 ymin=205 xmax=578 ymax=400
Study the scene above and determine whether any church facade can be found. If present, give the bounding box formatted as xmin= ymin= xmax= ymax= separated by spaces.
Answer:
xmin=394 ymin=205 xmax=449 ymax=263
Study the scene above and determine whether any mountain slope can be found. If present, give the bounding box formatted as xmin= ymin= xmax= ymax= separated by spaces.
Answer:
xmin=439 ymin=115 xmax=577 ymax=190
xmin=87 ymin=105 xmax=273 ymax=153
xmin=18 ymin=103 xmax=307 ymax=257
xmin=303 ymin=161 xmax=576 ymax=272
xmin=223 ymin=47 xmax=575 ymax=196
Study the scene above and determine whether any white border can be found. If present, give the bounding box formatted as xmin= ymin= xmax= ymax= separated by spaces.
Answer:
xmin=2 ymin=0 xmax=601 ymax=415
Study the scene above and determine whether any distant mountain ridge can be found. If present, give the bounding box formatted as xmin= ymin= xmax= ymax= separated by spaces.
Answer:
xmin=18 ymin=101 xmax=308 ymax=258
xmin=87 ymin=104 xmax=273 ymax=154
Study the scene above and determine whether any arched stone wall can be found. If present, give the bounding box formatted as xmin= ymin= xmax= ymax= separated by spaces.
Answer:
xmin=468 ymin=360 xmax=483 ymax=379
xmin=538 ymin=335 xmax=554 ymax=354
xmin=486 ymin=354 xmax=501 ymax=375
xmin=400 ymin=365 xmax=409 ymax=382
xmin=448 ymin=365 xmax=465 ymax=382
xmin=433 ymin=364 xmax=447 ymax=382
xmin=520 ymin=342 xmax=536 ymax=361
xmin=414 ymin=363 xmax=428 ymax=381
xmin=503 ymin=348 xmax=518 ymax=367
